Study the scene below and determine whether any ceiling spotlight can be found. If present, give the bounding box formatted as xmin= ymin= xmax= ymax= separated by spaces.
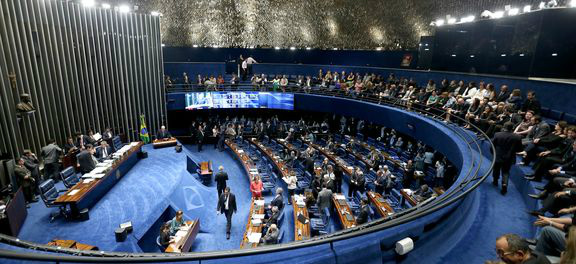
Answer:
xmin=570 ymin=0 xmax=576 ymax=7
xmin=150 ymin=11 xmax=161 ymax=16
xmin=289 ymin=47 xmax=296 ymax=50
xmin=551 ymin=53 xmax=558 ymax=56
xmin=161 ymin=43 xmax=165 ymax=47
xmin=118 ymin=5 xmax=130 ymax=13
xmin=492 ymin=11 xmax=505 ymax=19
xmin=447 ymin=18 xmax=457 ymax=24
xmin=508 ymin=8 xmax=519 ymax=16
xmin=470 ymin=55 xmax=475 ymax=58
xmin=212 ymin=45 xmax=219 ymax=48
xmin=519 ymin=53 xmax=525 ymax=57
xmin=523 ymin=5 xmax=531 ymax=12
xmin=274 ymin=46 xmax=280 ymax=50
xmin=451 ymin=54 xmax=456 ymax=57
xmin=192 ymin=44 xmax=198 ymax=48
xmin=305 ymin=47 xmax=311 ymax=50
xmin=82 ymin=0 xmax=96 ymax=7
xmin=376 ymin=47 xmax=382 ymax=51
xmin=424 ymin=48 xmax=430 ymax=51
xmin=102 ymin=3 xmax=111 ymax=9
xmin=435 ymin=19 xmax=445 ymax=26
xmin=539 ymin=2 xmax=546 ymax=9
xmin=332 ymin=48 xmax=338 ymax=50
xmin=501 ymin=54 xmax=506 ymax=57
xmin=248 ymin=46 xmax=255 ymax=49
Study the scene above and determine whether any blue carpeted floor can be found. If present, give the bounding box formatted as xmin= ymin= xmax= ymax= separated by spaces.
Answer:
xmin=10 ymin=141 xmax=537 ymax=263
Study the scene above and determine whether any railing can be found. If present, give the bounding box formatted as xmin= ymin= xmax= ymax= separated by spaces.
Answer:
xmin=0 ymin=83 xmax=495 ymax=263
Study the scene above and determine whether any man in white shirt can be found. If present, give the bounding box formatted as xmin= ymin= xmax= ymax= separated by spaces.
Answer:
xmin=245 ymin=56 xmax=257 ymax=75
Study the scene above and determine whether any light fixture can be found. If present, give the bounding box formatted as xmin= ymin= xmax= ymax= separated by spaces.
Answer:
xmin=305 ymin=47 xmax=311 ymax=50
xmin=451 ymin=54 xmax=456 ymax=57
xmin=460 ymin=15 xmax=475 ymax=23
xmin=508 ymin=8 xmax=519 ymax=16
xmin=447 ymin=18 xmax=457 ymax=24
xmin=161 ymin=43 xmax=165 ymax=47
xmin=470 ymin=55 xmax=475 ymax=58
xmin=102 ymin=3 xmax=111 ymax=9
xmin=192 ymin=44 xmax=198 ymax=48
xmin=274 ymin=46 xmax=280 ymax=50
xmin=501 ymin=54 xmax=506 ymax=57
xmin=332 ymin=48 xmax=338 ymax=50
xmin=376 ymin=47 xmax=382 ymax=51
xmin=118 ymin=5 xmax=130 ymax=13
xmin=212 ymin=45 xmax=219 ymax=48
xmin=539 ymin=2 xmax=546 ymax=9
xmin=519 ymin=53 xmax=525 ymax=57
xmin=425 ymin=44 xmax=429 ymax=46
xmin=150 ymin=11 xmax=161 ymax=16
xmin=570 ymin=0 xmax=576 ymax=7
xmin=523 ymin=5 xmax=531 ymax=12
xmin=248 ymin=46 xmax=255 ymax=49
xmin=551 ymin=53 xmax=558 ymax=56
xmin=289 ymin=47 xmax=296 ymax=50
xmin=82 ymin=0 xmax=96 ymax=7
xmin=424 ymin=48 xmax=430 ymax=51
xmin=435 ymin=19 xmax=445 ymax=26
xmin=492 ymin=11 xmax=505 ymax=19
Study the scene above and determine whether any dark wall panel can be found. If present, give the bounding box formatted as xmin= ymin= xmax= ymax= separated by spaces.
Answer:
xmin=0 ymin=0 xmax=165 ymax=159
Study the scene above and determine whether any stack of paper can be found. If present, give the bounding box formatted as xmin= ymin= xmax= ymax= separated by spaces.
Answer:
xmin=247 ymin=232 xmax=262 ymax=243
xmin=255 ymin=199 xmax=265 ymax=206
xmin=334 ymin=194 xmax=346 ymax=200
xmin=252 ymin=214 xmax=265 ymax=219
xmin=252 ymin=218 xmax=262 ymax=225
xmin=68 ymin=189 xmax=80 ymax=196
xmin=82 ymin=179 xmax=94 ymax=184
xmin=238 ymin=149 xmax=244 ymax=153
xmin=130 ymin=142 xmax=139 ymax=147
xmin=402 ymin=189 xmax=413 ymax=195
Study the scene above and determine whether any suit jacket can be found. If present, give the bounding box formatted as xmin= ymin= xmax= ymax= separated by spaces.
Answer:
xmin=270 ymin=194 xmax=284 ymax=211
xmin=77 ymin=150 xmax=97 ymax=173
xmin=75 ymin=135 xmax=91 ymax=148
xmin=196 ymin=128 xmax=205 ymax=141
xmin=316 ymin=189 xmax=333 ymax=211
xmin=529 ymin=122 xmax=551 ymax=140
xmin=266 ymin=210 xmax=281 ymax=227
xmin=40 ymin=143 xmax=62 ymax=164
xmin=157 ymin=129 xmax=171 ymax=140
xmin=214 ymin=172 xmax=228 ymax=189
xmin=217 ymin=193 xmax=237 ymax=214
xmin=560 ymin=150 xmax=576 ymax=171
xmin=14 ymin=165 xmax=32 ymax=187
xmin=356 ymin=204 xmax=370 ymax=224
xmin=261 ymin=228 xmax=279 ymax=245
xmin=96 ymin=146 xmax=112 ymax=160
xmin=495 ymin=91 xmax=511 ymax=102
xmin=492 ymin=131 xmax=523 ymax=163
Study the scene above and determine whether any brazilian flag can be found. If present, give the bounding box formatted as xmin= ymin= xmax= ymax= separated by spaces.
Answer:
xmin=139 ymin=114 xmax=150 ymax=144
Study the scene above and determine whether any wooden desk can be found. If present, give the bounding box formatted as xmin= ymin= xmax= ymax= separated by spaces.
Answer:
xmin=199 ymin=161 xmax=213 ymax=184
xmin=225 ymin=139 xmax=259 ymax=182
xmin=165 ymin=219 xmax=200 ymax=253
xmin=0 ymin=187 xmax=27 ymax=236
xmin=367 ymin=191 xmax=394 ymax=218
xmin=275 ymin=138 xmax=299 ymax=154
xmin=240 ymin=198 xmax=265 ymax=248
xmin=153 ymin=137 xmax=178 ymax=149
xmin=332 ymin=193 xmax=357 ymax=229
xmin=250 ymin=138 xmax=294 ymax=179
xmin=54 ymin=142 xmax=143 ymax=216
xmin=62 ymin=150 xmax=80 ymax=171
xmin=400 ymin=189 xmax=418 ymax=206
xmin=433 ymin=187 xmax=445 ymax=196
xmin=306 ymin=141 xmax=354 ymax=175
xmin=47 ymin=239 xmax=98 ymax=251
xmin=352 ymin=138 xmax=404 ymax=170
xmin=292 ymin=195 xmax=310 ymax=241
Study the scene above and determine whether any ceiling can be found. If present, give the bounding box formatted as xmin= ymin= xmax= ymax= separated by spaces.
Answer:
xmin=115 ymin=0 xmax=553 ymax=50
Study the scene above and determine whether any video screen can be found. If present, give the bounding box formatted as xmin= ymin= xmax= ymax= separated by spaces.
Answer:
xmin=185 ymin=92 xmax=294 ymax=110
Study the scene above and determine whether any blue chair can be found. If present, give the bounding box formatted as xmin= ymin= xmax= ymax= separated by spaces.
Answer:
xmin=277 ymin=210 xmax=285 ymax=228
xmin=39 ymin=179 xmax=68 ymax=222
xmin=60 ymin=166 xmax=80 ymax=188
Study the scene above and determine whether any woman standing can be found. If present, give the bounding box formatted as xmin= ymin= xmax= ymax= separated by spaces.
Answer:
xmin=285 ymin=172 xmax=298 ymax=204
xmin=250 ymin=175 xmax=263 ymax=198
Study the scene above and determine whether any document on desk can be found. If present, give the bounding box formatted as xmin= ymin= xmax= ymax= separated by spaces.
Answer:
xmin=254 ymin=199 xmax=265 ymax=206
xmin=248 ymin=232 xmax=262 ymax=243
xmin=334 ymin=194 xmax=346 ymax=200
xmin=91 ymin=174 xmax=105 ymax=179
xmin=82 ymin=179 xmax=94 ymax=184
xmin=238 ymin=149 xmax=244 ymax=153
xmin=252 ymin=214 xmax=265 ymax=219
xmin=68 ymin=190 xmax=80 ymax=196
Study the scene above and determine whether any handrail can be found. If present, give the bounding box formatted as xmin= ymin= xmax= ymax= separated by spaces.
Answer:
xmin=0 ymin=85 xmax=495 ymax=262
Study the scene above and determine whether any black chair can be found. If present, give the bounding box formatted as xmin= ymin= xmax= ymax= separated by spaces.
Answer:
xmin=39 ymin=179 xmax=68 ymax=222
xmin=60 ymin=166 xmax=80 ymax=188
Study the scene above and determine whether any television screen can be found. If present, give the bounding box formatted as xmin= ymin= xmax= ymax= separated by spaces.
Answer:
xmin=185 ymin=92 xmax=294 ymax=110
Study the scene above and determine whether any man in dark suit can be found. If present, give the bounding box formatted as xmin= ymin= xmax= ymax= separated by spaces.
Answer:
xmin=495 ymin=85 xmax=510 ymax=102
xmin=14 ymin=158 xmax=36 ymax=203
xmin=21 ymin=150 xmax=40 ymax=194
xmin=75 ymin=132 xmax=90 ymax=150
xmin=317 ymin=186 xmax=333 ymax=214
xmin=40 ymin=138 xmax=62 ymax=182
xmin=77 ymin=144 xmax=97 ymax=174
xmin=95 ymin=141 xmax=112 ymax=161
xmin=217 ymin=187 xmax=237 ymax=239
xmin=157 ymin=125 xmax=171 ymax=140
xmin=196 ymin=125 xmax=205 ymax=152
xmin=492 ymin=122 xmax=523 ymax=194
xmin=356 ymin=199 xmax=370 ymax=225
xmin=214 ymin=166 xmax=228 ymax=197
xmin=269 ymin=187 xmax=284 ymax=212
xmin=521 ymin=91 xmax=541 ymax=114
xmin=523 ymin=115 xmax=550 ymax=145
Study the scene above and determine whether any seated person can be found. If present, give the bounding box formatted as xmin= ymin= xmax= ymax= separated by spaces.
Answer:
xmin=95 ymin=141 xmax=112 ymax=161
xmin=493 ymin=233 xmax=551 ymax=264
xmin=64 ymin=137 xmax=78 ymax=154
xmin=268 ymin=188 xmax=284 ymax=212
xmin=356 ymin=198 xmax=371 ymax=225
xmin=77 ymin=144 xmax=97 ymax=174
xmin=532 ymin=212 xmax=575 ymax=257
xmin=413 ymin=184 xmax=434 ymax=202
xmin=264 ymin=206 xmax=281 ymax=232
xmin=159 ymin=222 xmax=174 ymax=250
xmin=169 ymin=210 xmax=185 ymax=236
xmin=260 ymin=224 xmax=279 ymax=245
xmin=157 ymin=125 xmax=172 ymax=140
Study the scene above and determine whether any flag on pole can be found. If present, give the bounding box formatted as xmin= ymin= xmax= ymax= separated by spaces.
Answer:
xmin=139 ymin=114 xmax=150 ymax=144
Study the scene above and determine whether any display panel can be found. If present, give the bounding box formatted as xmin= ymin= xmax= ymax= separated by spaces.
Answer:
xmin=185 ymin=92 xmax=294 ymax=110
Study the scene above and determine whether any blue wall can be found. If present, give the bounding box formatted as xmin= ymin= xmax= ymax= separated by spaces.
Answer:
xmin=164 ymin=62 xmax=576 ymax=115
